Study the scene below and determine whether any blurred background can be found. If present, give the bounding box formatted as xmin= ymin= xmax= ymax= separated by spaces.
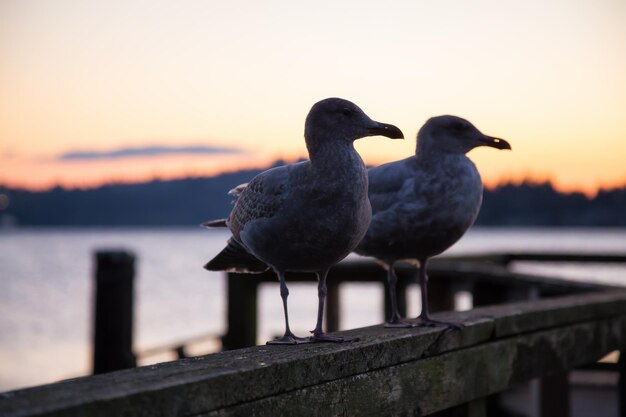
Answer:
xmin=1 ymin=0 xmax=625 ymax=394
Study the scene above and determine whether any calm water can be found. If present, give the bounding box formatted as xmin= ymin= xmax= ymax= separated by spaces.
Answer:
xmin=0 ymin=227 xmax=625 ymax=392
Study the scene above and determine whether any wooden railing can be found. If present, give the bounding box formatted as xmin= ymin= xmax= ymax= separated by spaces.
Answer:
xmin=2 ymin=291 xmax=626 ymax=417
xmin=88 ymin=251 xmax=626 ymax=357
xmin=222 ymin=255 xmax=623 ymax=349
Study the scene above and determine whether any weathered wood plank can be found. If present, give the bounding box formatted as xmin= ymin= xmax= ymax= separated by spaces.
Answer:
xmin=445 ymin=252 xmax=626 ymax=266
xmin=428 ymin=260 xmax=617 ymax=293
xmin=0 ymin=317 xmax=495 ymax=417
xmin=221 ymin=259 xmax=616 ymax=348
xmin=2 ymin=291 xmax=626 ymax=417
xmin=464 ymin=291 xmax=626 ymax=337
xmin=227 ymin=258 xmax=617 ymax=292
xmin=204 ymin=316 xmax=626 ymax=417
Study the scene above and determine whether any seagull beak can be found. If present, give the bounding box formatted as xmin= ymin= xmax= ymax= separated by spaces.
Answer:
xmin=366 ymin=122 xmax=404 ymax=140
xmin=478 ymin=135 xmax=511 ymax=150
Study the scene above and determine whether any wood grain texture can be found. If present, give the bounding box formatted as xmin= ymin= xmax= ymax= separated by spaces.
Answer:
xmin=2 ymin=291 xmax=626 ymax=417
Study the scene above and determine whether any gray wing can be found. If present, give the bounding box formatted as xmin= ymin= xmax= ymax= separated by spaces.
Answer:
xmin=368 ymin=157 xmax=421 ymax=214
xmin=204 ymin=237 xmax=270 ymax=273
xmin=357 ymin=157 xmax=428 ymax=255
xmin=227 ymin=165 xmax=288 ymax=241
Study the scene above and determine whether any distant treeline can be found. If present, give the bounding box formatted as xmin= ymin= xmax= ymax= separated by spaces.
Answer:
xmin=1 ymin=162 xmax=625 ymax=227
xmin=476 ymin=182 xmax=626 ymax=227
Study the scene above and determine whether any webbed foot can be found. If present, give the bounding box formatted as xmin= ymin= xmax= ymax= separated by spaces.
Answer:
xmin=266 ymin=332 xmax=312 ymax=345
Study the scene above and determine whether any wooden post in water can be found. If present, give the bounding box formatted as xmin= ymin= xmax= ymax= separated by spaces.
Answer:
xmin=92 ymin=250 xmax=136 ymax=374
xmin=539 ymin=372 xmax=570 ymax=417
xmin=617 ymin=350 xmax=626 ymax=417
xmin=430 ymin=398 xmax=487 ymax=417
xmin=222 ymin=273 xmax=258 ymax=349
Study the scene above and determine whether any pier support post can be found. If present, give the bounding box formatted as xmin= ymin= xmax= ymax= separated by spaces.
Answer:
xmin=617 ymin=350 xmax=626 ymax=417
xmin=222 ymin=273 xmax=258 ymax=349
xmin=431 ymin=398 xmax=487 ymax=417
xmin=539 ymin=372 xmax=570 ymax=417
xmin=92 ymin=250 xmax=136 ymax=374
xmin=428 ymin=278 xmax=456 ymax=313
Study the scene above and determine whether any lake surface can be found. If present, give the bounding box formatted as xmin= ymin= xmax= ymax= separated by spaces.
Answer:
xmin=1 ymin=227 xmax=625 ymax=392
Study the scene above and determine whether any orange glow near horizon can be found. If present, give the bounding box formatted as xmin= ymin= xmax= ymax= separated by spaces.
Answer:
xmin=0 ymin=153 xmax=277 ymax=191
xmin=1 ymin=1 xmax=625 ymax=195
xmin=2 ymin=148 xmax=623 ymax=198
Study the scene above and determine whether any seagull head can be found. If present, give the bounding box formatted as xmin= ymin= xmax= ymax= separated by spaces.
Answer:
xmin=417 ymin=115 xmax=511 ymax=155
xmin=305 ymin=98 xmax=404 ymax=144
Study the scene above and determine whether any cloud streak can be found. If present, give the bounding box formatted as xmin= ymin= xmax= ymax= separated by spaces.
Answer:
xmin=58 ymin=145 xmax=246 ymax=161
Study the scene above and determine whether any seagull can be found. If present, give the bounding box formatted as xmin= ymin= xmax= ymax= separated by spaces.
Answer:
xmin=355 ymin=115 xmax=511 ymax=328
xmin=205 ymin=98 xmax=403 ymax=344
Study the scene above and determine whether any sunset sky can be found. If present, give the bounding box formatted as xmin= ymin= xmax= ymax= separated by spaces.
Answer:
xmin=1 ymin=0 xmax=625 ymax=195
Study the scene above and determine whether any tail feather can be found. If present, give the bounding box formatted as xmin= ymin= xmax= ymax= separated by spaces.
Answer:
xmin=204 ymin=238 xmax=269 ymax=274
xmin=202 ymin=218 xmax=228 ymax=228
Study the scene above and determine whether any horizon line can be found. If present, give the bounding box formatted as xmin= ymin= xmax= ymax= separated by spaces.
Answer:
xmin=1 ymin=159 xmax=625 ymax=198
